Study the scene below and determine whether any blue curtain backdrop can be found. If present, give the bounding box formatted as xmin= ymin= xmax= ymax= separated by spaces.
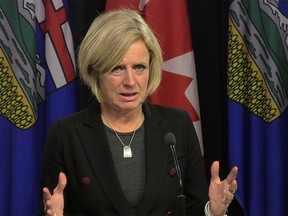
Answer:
xmin=0 ymin=0 xmax=77 ymax=215
xmin=0 ymin=0 xmax=248 ymax=215
xmin=228 ymin=0 xmax=288 ymax=215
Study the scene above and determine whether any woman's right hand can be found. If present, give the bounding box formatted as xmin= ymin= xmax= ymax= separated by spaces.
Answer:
xmin=43 ymin=172 xmax=67 ymax=216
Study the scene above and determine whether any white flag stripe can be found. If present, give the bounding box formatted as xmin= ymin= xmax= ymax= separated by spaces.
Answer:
xmin=163 ymin=51 xmax=201 ymax=117
xmin=163 ymin=51 xmax=203 ymax=155
xmin=35 ymin=0 xmax=45 ymax=23
xmin=52 ymin=0 xmax=64 ymax=10
xmin=185 ymin=78 xmax=200 ymax=118
xmin=163 ymin=51 xmax=196 ymax=78
xmin=45 ymin=34 xmax=67 ymax=88
xmin=163 ymin=51 xmax=201 ymax=114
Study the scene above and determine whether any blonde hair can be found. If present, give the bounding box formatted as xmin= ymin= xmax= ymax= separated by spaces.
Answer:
xmin=77 ymin=9 xmax=163 ymax=102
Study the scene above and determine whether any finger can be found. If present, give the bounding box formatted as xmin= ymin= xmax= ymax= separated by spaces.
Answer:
xmin=46 ymin=208 xmax=54 ymax=216
xmin=210 ymin=161 xmax=220 ymax=181
xmin=222 ymin=189 xmax=234 ymax=205
xmin=227 ymin=190 xmax=234 ymax=201
xmin=58 ymin=172 xmax=67 ymax=189
xmin=44 ymin=199 xmax=52 ymax=215
xmin=45 ymin=199 xmax=52 ymax=208
xmin=229 ymin=179 xmax=238 ymax=193
xmin=53 ymin=172 xmax=67 ymax=194
xmin=43 ymin=187 xmax=52 ymax=203
xmin=226 ymin=166 xmax=238 ymax=184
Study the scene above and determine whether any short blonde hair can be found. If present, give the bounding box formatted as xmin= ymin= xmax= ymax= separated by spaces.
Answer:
xmin=78 ymin=9 xmax=163 ymax=102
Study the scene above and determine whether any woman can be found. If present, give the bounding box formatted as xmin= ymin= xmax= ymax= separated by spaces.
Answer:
xmin=40 ymin=9 xmax=238 ymax=216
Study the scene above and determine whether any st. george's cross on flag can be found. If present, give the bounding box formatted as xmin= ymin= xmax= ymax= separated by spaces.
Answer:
xmin=106 ymin=0 xmax=203 ymax=154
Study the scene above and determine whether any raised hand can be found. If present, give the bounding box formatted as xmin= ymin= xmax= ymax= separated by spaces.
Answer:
xmin=43 ymin=172 xmax=67 ymax=216
xmin=208 ymin=161 xmax=238 ymax=216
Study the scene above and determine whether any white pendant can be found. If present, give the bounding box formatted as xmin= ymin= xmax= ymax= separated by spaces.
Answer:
xmin=123 ymin=146 xmax=132 ymax=158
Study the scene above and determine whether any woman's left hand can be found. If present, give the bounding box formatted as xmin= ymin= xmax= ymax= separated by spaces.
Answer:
xmin=208 ymin=161 xmax=238 ymax=216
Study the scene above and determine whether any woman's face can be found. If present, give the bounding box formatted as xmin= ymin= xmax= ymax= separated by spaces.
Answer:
xmin=99 ymin=39 xmax=150 ymax=114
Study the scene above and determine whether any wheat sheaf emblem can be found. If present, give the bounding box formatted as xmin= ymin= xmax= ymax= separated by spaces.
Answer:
xmin=0 ymin=49 xmax=35 ymax=130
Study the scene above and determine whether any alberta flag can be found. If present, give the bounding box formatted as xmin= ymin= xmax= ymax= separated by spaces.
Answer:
xmin=227 ymin=0 xmax=288 ymax=215
xmin=0 ymin=0 xmax=77 ymax=215
xmin=106 ymin=0 xmax=203 ymax=154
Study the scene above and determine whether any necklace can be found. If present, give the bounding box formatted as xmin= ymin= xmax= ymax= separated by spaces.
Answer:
xmin=102 ymin=112 xmax=143 ymax=158
xmin=114 ymin=131 xmax=135 ymax=158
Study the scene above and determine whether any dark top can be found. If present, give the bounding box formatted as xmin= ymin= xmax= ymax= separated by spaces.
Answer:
xmin=105 ymin=125 xmax=145 ymax=209
xmin=39 ymin=101 xmax=209 ymax=215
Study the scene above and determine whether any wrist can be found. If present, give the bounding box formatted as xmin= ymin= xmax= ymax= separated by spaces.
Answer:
xmin=205 ymin=201 xmax=228 ymax=216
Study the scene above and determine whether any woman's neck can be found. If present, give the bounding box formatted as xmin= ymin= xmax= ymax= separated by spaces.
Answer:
xmin=100 ymin=106 xmax=144 ymax=133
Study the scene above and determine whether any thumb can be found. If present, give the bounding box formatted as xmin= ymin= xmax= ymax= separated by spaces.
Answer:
xmin=210 ymin=161 xmax=220 ymax=181
xmin=54 ymin=172 xmax=67 ymax=194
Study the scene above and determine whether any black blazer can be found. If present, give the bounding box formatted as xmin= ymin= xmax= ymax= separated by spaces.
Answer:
xmin=40 ymin=101 xmax=208 ymax=215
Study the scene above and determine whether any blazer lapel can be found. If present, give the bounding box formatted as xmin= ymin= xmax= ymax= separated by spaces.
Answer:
xmin=135 ymin=103 xmax=170 ymax=215
xmin=75 ymin=102 xmax=134 ymax=215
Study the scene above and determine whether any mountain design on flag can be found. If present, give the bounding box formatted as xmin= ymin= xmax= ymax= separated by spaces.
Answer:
xmin=227 ymin=0 xmax=288 ymax=123
xmin=0 ymin=0 xmax=76 ymax=129
xmin=0 ymin=5 xmax=43 ymax=129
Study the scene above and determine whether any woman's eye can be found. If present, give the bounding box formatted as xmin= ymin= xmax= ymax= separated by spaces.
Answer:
xmin=134 ymin=65 xmax=146 ymax=72
xmin=111 ymin=66 xmax=123 ymax=73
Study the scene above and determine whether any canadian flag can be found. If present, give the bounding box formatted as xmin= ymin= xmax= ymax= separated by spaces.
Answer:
xmin=106 ymin=0 xmax=203 ymax=154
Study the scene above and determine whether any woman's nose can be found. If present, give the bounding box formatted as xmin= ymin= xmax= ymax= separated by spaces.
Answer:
xmin=123 ymin=69 xmax=135 ymax=86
